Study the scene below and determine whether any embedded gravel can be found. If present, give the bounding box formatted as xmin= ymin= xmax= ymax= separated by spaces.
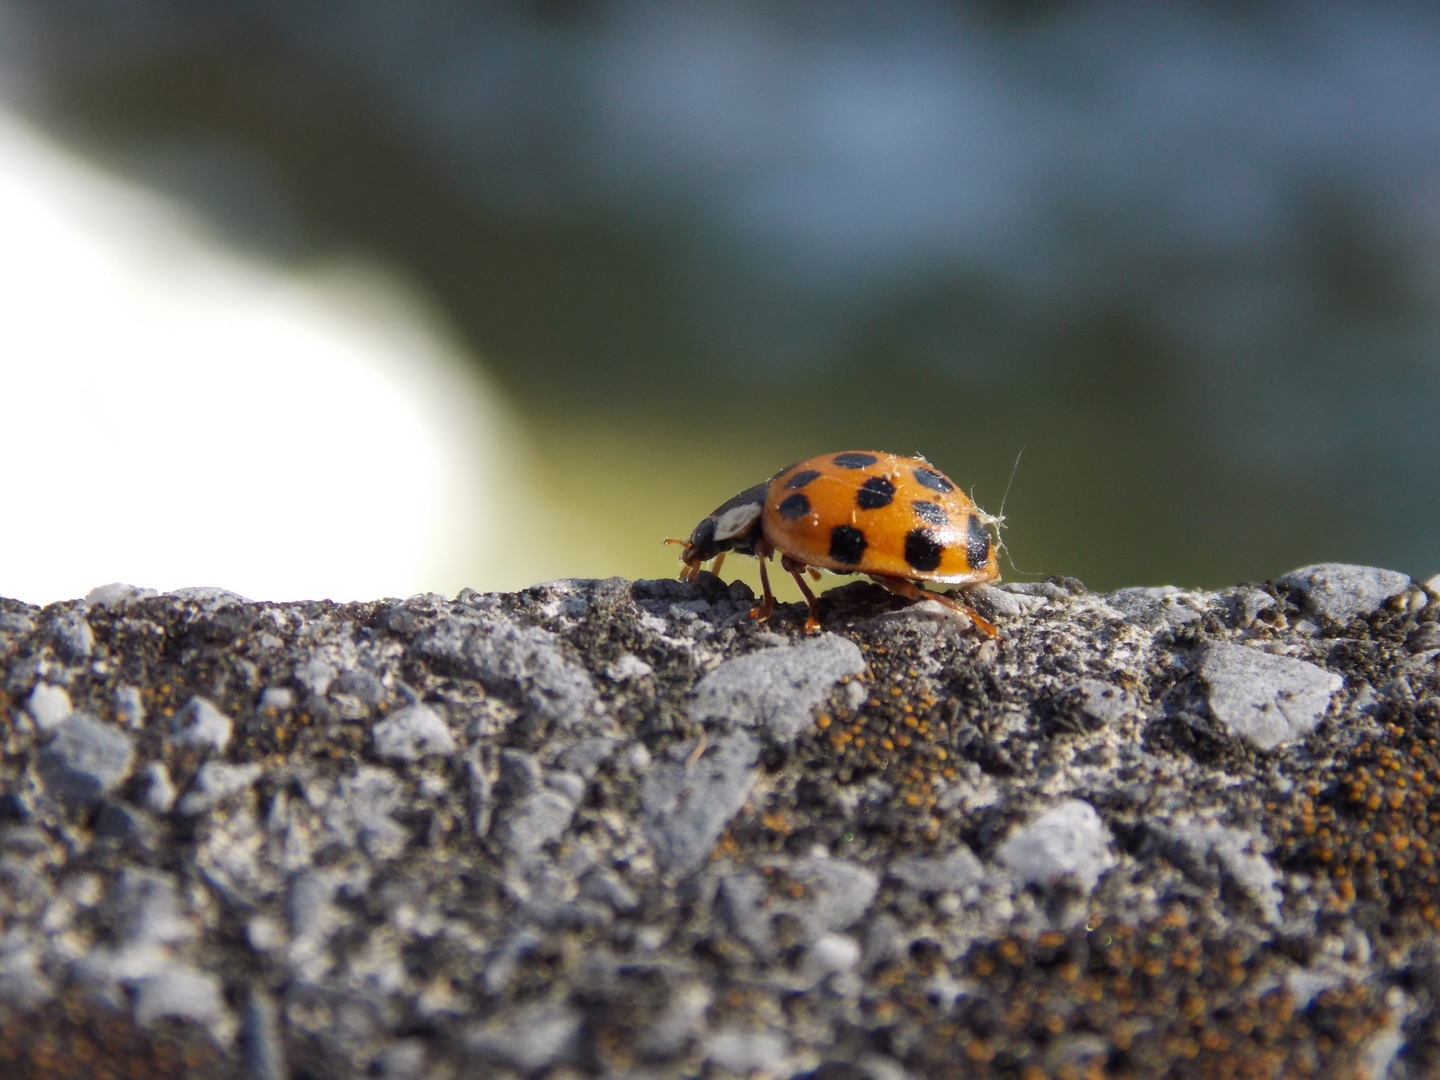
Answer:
xmin=0 ymin=565 xmax=1437 ymax=1078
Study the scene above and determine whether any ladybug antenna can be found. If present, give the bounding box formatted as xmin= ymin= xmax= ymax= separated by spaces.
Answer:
xmin=990 ymin=445 xmax=1036 ymax=577
xmin=998 ymin=445 xmax=1024 ymax=525
xmin=663 ymin=538 xmax=688 ymax=547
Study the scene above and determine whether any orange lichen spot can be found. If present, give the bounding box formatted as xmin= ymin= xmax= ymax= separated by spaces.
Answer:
xmin=815 ymin=713 xmax=831 ymax=729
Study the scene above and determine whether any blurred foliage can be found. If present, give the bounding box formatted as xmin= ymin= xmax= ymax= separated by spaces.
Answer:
xmin=11 ymin=0 xmax=1436 ymax=591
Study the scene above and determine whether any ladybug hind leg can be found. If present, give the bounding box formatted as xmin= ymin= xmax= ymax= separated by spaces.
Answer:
xmin=750 ymin=549 xmax=776 ymax=624
xmin=781 ymin=555 xmax=823 ymax=634
xmin=871 ymin=575 xmax=999 ymax=639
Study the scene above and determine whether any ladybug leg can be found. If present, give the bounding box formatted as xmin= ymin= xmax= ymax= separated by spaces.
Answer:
xmin=750 ymin=552 xmax=776 ymax=623
xmin=781 ymin=555 xmax=822 ymax=634
xmin=870 ymin=575 xmax=1000 ymax=639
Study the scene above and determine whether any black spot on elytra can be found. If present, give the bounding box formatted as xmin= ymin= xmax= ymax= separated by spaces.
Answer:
xmin=829 ymin=525 xmax=868 ymax=564
xmin=912 ymin=500 xmax=948 ymax=526
xmin=832 ymin=452 xmax=878 ymax=469
xmin=913 ymin=466 xmax=954 ymax=493
xmin=966 ymin=514 xmax=992 ymax=568
xmin=784 ymin=469 xmax=821 ymax=490
xmin=777 ymin=493 xmax=811 ymax=520
xmin=856 ymin=476 xmax=895 ymax=510
xmin=904 ymin=529 xmax=945 ymax=572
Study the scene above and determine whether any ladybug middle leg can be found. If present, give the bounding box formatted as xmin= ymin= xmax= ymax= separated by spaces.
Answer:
xmin=781 ymin=554 xmax=823 ymax=634
xmin=749 ymin=538 xmax=777 ymax=624
xmin=869 ymin=575 xmax=1000 ymax=639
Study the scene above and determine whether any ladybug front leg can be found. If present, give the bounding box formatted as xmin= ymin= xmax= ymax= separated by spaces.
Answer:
xmin=870 ymin=575 xmax=999 ymax=639
xmin=781 ymin=555 xmax=823 ymax=634
xmin=750 ymin=543 xmax=776 ymax=623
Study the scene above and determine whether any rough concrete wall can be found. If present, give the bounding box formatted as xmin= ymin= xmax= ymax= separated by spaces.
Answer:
xmin=0 ymin=563 xmax=1437 ymax=1078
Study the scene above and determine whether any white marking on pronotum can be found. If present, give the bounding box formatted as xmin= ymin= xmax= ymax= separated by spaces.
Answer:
xmin=712 ymin=501 xmax=762 ymax=541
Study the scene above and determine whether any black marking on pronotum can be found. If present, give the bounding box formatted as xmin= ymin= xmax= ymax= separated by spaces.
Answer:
xmin=829 ymin=525 xmax=868 ymax=564
xmin=911 ymin=500 xmax=948 ymax=526
xmin=856 ymin=476 xmax=895 ymax=510
xmin=904 ymin=529 xmax=945 ymax=572
xmin=913 ymin=466 xmax=955 ymax=494
xmin=966 ymin=514 xmax=992 ymax=568
xmin=784 ymin=469 xmax=822 ymax=490
xmin=777 ymin=493 xmax=811 ymax=520
xmin=689 ymin=516 xmax=716 ymax=552
xmin=832 ymin=452 xmax=878 ymax=469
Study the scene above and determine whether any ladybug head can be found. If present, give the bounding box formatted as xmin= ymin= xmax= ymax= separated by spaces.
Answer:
xmin=666 ymin=482 xmax=767 ymax=581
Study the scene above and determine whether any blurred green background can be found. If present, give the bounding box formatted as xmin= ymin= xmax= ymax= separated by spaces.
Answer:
xmin=6 ymin=1 xmax=1437 ymax=599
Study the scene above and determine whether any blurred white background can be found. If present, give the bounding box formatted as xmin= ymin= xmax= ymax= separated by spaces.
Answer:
xmin=0 ymin=112 xmax=553 ymax=605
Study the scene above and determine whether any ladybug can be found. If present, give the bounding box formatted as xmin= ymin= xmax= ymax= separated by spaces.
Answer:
xmin=668 ymin=451 xmax=1000 ymax=636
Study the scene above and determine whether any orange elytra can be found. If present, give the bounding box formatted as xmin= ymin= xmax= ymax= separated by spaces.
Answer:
xmin=667 ymin=451 xmax=1000 ymax=636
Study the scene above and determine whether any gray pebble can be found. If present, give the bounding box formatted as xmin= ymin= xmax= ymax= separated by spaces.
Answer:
xmin=970 ymin=583 xmax=1025 ymax=618
xmin=131 ymin=967 xmax=228 ymax=1030
xmin=374 ymin=1040 xmax=427 ymax=1080
xmin=1198 ymin=642 xmax=1343 ymax=751
xmin=83 ymin=583 xmax=157 ymax=609
xmin=169 ymin=696 xmax=234 ymax=753
xmin=1154 ymin=822 xmax=1283 ymax=926
xmin=372 ymin=704 xmax=456 ymax=761
xmin=139 ymin=762 xmax=177 ymax=814
xmin=93 ymin=801 xmax=159 ymax=848
xmin=579 ymin=869 xmax=639 ymax=913
xmin=239 ymin=991 xmax=287 ymax=1080
xmin=1278 ymin=563 xmax=1412 ymax=623
xmin=558 ymin=736 xmax=618 ymax=778
xmin=641 ymin=731 xmax=760 ymax=877
xmin=176 ymin=761 xmax=264 ymax=816
xmin=103 ymin=869 xmax=193 ymax=946
xmin=998 ymin=799 xmax=1115 ymax=894
xmin=802 ymin=932 xmax=862 ymax=981
xmin=416 ymin=618 xmax=597 ymax=727
xmin=165 ymin=586 xmax=249 ymax=609
xmin=544 ymin=770 xmax=586 ymax=804
xmin=495 ymin=789 xmax=576 ymax=858
xmin=333 ymin=668 xmax=385 ymax=706
xmin=286 ymin=871 xmax=337 ymax=944
xmin=687 ymin=634 xmax=865 ymax=744
xmin=497 ymin=748 xmax=543 ymax=800
xmin=324 ymin=768 xmax=408 ymax=857
xmin=0 ymin=942 xmax=51 ymax=1008
xmin=467 ymin=1002 xmax=583 ymax=1073
xmin=707 ymin=1029 xmax=789 ymax=1075
xmin=717 ymin=871 xmax=774 ymax=951
xmin=889 ymin=846 xmax=986 ymax=894
xmin=36 ymin=713 xmax=134 ymax=803
xmin=292 ymin=658 xmax=336 ymax=698
xmin=48 ymin=612 xmax=94 ymax=662
xmin=637 ymin=979 xmax=710 ymax=1058
xmin=0 ymin=611 xmax=36 ymax=635
xmin=114 ymin=684 xmax=145 ymax=728
xmin=25 ymin=683 xmax=72 ymax=732
xmin=1069 ymin=678 xmax=1141 ymax=728
xmin=793 ymin=857 xmax=881 ymax=934
xmin=1108 ymin=586 xmax=1205 ymax=628
xmin=604 ymin=653 xmax=653 ymax=682
xmin=1405 ymin=623 xmax=1440 ymax=654
xmin=258 ymin=686 xmax=295 ymax=712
